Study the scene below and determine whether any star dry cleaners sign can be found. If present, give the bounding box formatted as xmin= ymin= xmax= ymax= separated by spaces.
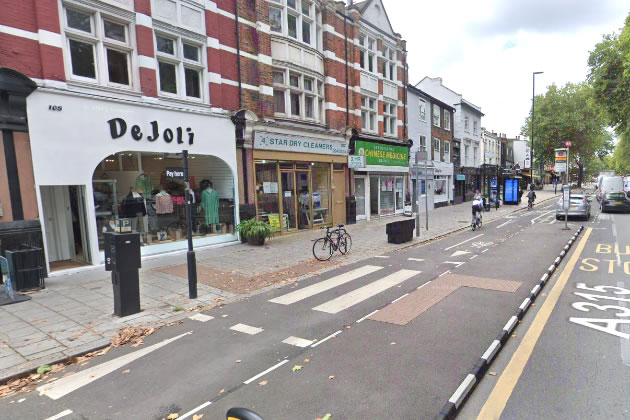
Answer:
xmin=254 ymin=132 xmax=348 ymax=156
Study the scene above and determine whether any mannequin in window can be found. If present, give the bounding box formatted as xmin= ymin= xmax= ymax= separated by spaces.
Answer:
xmin=135 ymin=172 xmax=153 ymax=198
xmin=201 ymin=181 xmax=219 ymax=232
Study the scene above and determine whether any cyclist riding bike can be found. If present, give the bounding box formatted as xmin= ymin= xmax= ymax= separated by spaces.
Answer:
xmin=472 ymin=194 xmax=483 ymax=230
xmin=527 ymin=188 xmax=537 ymax=210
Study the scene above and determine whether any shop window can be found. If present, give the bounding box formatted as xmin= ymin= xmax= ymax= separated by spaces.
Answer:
xmin=311 ymin=163 xmax=331 ymax=225
xmin=435 ymin=178 xmax=447 ymax=199
xmin=92 ymin=151 xmax=235 ymax=252
xmin=155 ymin=33 xmax=204 ymax=100
xmin=63 ymin=7 xmax=133 ymax=87
xmin=268 ymin=0 xmax=321 ymax=49
xmin=273 ymin=68 xmax=324 ymax=122
xmin=255 ymin=162 xmax=281 ymax=231
xmin=361 ymin=96 xmax=377 ymax=133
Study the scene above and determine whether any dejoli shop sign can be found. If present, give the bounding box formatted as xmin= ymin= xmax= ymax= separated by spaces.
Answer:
xmin=355 ymin=140 xmax=409 ymax=166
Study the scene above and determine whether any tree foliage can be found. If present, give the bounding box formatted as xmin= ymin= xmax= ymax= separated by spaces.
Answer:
xmin=612 ymin=136 xmax=630 ymax=174
xmin=521 ymin=82 xmax=612 ymax=186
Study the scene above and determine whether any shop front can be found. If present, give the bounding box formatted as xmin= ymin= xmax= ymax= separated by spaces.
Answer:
xmin=432 ymin=161 xmax=454 ymax=208
xmin=352 ymin=139 xmax=409 ymax=220
xmin=252 ymin=131 xmax=348 ymax=233
xmin=26 ymin=90 xmax=238 ymax=272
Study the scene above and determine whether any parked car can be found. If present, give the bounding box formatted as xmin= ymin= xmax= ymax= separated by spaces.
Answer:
xmin=601 ymin=192 xmax=630 ymax=213
xmin=556 ymin=193 xmax=591 ymax=220
xmin=597 ymin=176 xmax=624 ymax=202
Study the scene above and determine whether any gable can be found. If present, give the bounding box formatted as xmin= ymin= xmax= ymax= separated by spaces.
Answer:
xmin=360 ymin=0 xmax=396 ymax=38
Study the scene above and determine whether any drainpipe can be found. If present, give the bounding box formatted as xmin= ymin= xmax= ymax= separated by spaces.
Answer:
xmin=234 ymin=0 xmax=242 ymax=108
xmin=344 ymin=12 xmax=349 ymax=128
xmin=403 ymin=49 xmax=408 ymax=141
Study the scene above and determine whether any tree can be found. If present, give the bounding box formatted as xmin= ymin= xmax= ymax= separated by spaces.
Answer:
xmin=588 ymin=13 xmax=630 ymax=137
xmin=612 ymin=136 xmax=630 ymax=174
xmin=521 ymin=83 xmax=612 ymax=187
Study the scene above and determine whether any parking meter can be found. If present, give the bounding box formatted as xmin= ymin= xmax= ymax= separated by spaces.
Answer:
xmin=104 ymin=232 xmax=141 ymax=317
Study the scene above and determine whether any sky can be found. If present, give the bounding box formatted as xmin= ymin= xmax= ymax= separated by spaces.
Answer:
xmin=383 ymin=0 xmax=629 ymax=137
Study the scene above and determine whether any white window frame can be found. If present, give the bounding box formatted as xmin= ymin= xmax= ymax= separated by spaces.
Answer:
xmin=433 ymin=137 xmax=440 ymax=161
xmin=383 ymin=102 xmax=397 ymax=137
xmin=155 ymin=31 xmax=205 ymax=101
xmin=464 ymin=116 xmax=470 ymax=132
xmin=151 ymin=0 xmax=206 ymax=33
xmin=444 ymin=141 xmax=450 ymax=162
xmin=269 ymin=0 xmax=321 ymax=49
xmin=443 ymin=109 xmax=450 ymax=131
xmin=359 ymin=32 xmax=377 ymax=74
xmin=473 ymin=120 xmax=478 ymax=135
xmin=432 ymin=104 xmax=440 ymax=127
xmin=418 ymin=135 xmax=427 ymax=152
xmin=272 ymin=67 xmax=324 ymax=123
xmin=361 ymin=95 xmax=377 ymax=133
xmin=464 ymin=144 xmax=470 ymax=166
xmin=419 ymin=100 xmax=426 ymax=121
xmin=381 ymin=45 xmax=396 ymax=82
xmin=62 ymin=5 xmax=136 ymax=89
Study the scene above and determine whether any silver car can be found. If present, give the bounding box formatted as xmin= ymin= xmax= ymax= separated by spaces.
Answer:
xmin=555 ymin=193 xmax=591 ymax=220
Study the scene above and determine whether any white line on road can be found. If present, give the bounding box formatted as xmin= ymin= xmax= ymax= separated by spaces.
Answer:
xmin=470 ymin=255 xmax=478 ymax=260
xmin=230 ymin=323 xmax=264 ymax=335
xmin=282 ymin=336 xmax=314 ymax=348
xmin=313 ymin=270 xmax=420 ymax=314
xmin=243 ymin=360 xmax=290 ymax=384
xmin=179 ymin=401 xmax=212 ymax=420
xmin=37 ymin=332 xmax=192 ymax=400
xmin=44 ymin=410 xmax=73 ymax=420
xmin=269 ymin=265 xmax=383 ymax=305
xmin=418 ymin=281 xmax=432 ymax=289
xmin=357 ymin=310 xmax=380 ymax=323
xmin=451 ymin=250 xmax=471 ymax=257
xmin=408 ymin=258 xmax=424 ymax=261
xmin=444 ymin=261 xmax=465 ymax=267
xmin=374 ymin=255 xmax=390 ymax=258
xmin=391 ymin=293 xmax=409 ymax=304
xmin=311 ymin=330 xmax=342 ymax=347
xmin=439 ymin=270 xmax=451 ymax=277
xmin=496 ymin=220 xmax=514 ymax=229
xmin=482 ymin=249 xmax=489 ymax=253
xmin=531 ymin=210 xmax=555 ymax=224
xmin=444 ymin=234 xmax=484 ymax=251
xmin=188 ymin=313 xmax=214 ymax=322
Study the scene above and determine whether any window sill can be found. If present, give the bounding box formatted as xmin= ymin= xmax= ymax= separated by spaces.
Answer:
xmin=66 ymin=79 xmax=142 ymax=97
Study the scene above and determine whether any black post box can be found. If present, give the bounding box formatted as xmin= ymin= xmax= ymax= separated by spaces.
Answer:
xmin=104 ymin=232 xmax=141 ymax=317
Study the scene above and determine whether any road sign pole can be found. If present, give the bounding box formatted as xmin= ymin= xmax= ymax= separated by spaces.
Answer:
xmin=413 ymin=159 xmax=419 ymax=238
xmin=564 ymin=146 xmax=570 ymax=230
xmin=424 ymin=157 xmax=429 ymax=230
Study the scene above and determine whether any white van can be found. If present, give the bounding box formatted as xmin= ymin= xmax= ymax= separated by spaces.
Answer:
xmin=599 ymin=176 xmax=624 ymax=201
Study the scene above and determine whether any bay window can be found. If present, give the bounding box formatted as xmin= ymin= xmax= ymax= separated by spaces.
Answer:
xmin=361 ymin=96 xmax=377 ymax=133
xmin=155 ymin=33 xmax=204 ymax=99
xmin=384 ymin=102 xmax=397 ymax=136
xmin=269 ymin=0 xmax=322 ymax=49
xmin=63 ymin=6 xmax=133 ymax=87
xmin=273 ymin=68 xmax=324 ymax=123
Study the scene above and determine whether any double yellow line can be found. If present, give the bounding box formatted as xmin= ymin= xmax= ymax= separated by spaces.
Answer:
xmin=476 ymin=227 xmax=592 ymax=419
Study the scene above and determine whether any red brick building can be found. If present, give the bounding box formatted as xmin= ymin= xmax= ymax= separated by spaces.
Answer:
xmin=0 ymin=0 xmax=408 ymax=272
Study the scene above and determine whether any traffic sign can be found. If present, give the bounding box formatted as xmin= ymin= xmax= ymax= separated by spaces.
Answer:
xmin=565 ymin=141 xmax=572 ymax=147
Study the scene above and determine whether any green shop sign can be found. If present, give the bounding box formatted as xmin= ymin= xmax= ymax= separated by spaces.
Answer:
xmin=355 ymin=140 xmax=409 ymax=167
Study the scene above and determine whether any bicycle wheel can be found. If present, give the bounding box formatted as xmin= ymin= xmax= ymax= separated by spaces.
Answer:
xmin=339 ymin=233 xmax=352 ymax=254
xmin=471 ymin=219 xmax=477 ymax=231
xmin=478 ymin=216 xmax=482 ymax=228
xmin=313 ymin=237 xmax=333 ymax=261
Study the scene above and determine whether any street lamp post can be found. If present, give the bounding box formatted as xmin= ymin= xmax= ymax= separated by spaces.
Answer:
xmin=531 ymin=71 xmax=543 ymax=186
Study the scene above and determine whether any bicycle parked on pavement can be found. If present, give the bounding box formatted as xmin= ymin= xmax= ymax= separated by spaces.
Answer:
xmin=313 ymin=224 xmax=352 ymax=261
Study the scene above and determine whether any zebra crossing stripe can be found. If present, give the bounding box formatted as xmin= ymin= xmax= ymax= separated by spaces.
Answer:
xmin=269 ymin=265 xmax=384 ymax=305
xmin=312 ymin=269 xmax=420 ymax=314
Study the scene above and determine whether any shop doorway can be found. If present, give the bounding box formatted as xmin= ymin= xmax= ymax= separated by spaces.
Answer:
xmin=332 ymin=169 xmax=346 ymax=225
xmin=41 ymin=185 xmax=91 ymax=270
xmin=369 ymin=176 xmax=379 ymax=216
xmin=280 ymin=171 xmax=297 ymax=230
xmin=296 ymin=170 xmax=310 ymax=229
xmin=354 ymin=176 xmax=367 ymax=220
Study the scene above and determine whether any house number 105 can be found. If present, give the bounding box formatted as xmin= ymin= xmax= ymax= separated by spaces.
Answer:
xmin=48 ymin=105 xmax=62 ymax=111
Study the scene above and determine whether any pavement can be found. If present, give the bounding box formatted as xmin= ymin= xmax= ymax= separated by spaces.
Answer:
xmin=0 ymin=187 xmax=588 ymax=420
xmin=0 ymin=188 xmax=557 ymax=383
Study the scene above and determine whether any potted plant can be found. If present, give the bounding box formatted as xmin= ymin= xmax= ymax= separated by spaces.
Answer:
xmin=245 ymin=220 xmax=272 ymax=246
xmin=235 ymin=218 xmax=253 ymax=243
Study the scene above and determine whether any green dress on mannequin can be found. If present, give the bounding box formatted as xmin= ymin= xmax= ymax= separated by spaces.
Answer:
xmin=201 ymin=187 xmax=219 ymax=227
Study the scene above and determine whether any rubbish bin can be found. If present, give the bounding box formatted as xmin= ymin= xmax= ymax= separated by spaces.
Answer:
xmin=346 ymin=196 xmax=357 ymax=225
xmin=385 ymin=219 xmax=415 ymax=244
xmin=104 ymin=232 xmax=141 ymax=317
xmin=4 ymin=245 xmax=46 ymax=291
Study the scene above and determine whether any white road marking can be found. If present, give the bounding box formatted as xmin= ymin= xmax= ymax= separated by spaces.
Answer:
xmin=439 ymin=270 xmax=451 ymax=277
xmin=408 ymin=258 xmax=425 ymax=261
xmin=313 ymin=270 xmax=420 ymax=314
xmin=444 ymin=234 xmax=484 ymax=250
xmin=37 ymin=332 xmax=192 ymax=400
xmin=189 ymin=313 xmax=214 ymax=322
xmin=311 ymin=330 xmax=342 ymax=347
xmin=482 ymin=249 xmax=489 ymax=253
xmin=470 ymin=255 xmax=479 ymax=260
xmin=374 ymin=255 xmax=390 ymax=258
xmin=450 ymin=250 xmax=471 ymax=257
xmin=230 ymin=323 xmax=264 ymax=335
xmin=531 ymin=210 xmax=555 ymax=224
xmin=357 ymin=310 xmax=380 ymax=323
xmin=418 ymin=281 xmax=432 ymax=289
xmin=391 ymin=293 xmax=409 ymax=304
xmin=444 ymin=261 xmax=465 ymax=267
xmin=179 ymin=401 xmax=212 ymax=420
xmin=282 ymin=336 xmax=314 ymax=348
xmin=269 ymin=265 xmax=384 ymax=305
xmin=44 ymin=410 xmax=73 ymax=420
xmin=243 ymin=360 xmax=289 ymax=384
xmin=496 ymin=220 xmax=514 ymax=229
